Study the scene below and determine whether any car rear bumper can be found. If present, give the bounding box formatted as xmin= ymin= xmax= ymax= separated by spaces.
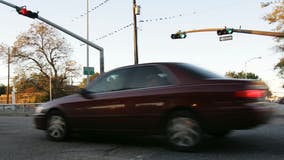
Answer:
xmin=33 ymin=114 xmax=47 ymax=130
xmin=200 ymin=102 xmax=276 ymax=130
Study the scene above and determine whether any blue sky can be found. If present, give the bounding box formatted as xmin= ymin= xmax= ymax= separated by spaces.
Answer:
xmin=0 ymin=0 xmax=283 ymax=96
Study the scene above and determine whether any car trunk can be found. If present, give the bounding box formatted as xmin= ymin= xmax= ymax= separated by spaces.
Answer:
xmin=190 ymin=78 xmax=271 ymax=130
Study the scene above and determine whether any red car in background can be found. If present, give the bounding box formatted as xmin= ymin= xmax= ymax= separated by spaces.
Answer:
xmin=34 ymin=62 xmax=274 ymax=151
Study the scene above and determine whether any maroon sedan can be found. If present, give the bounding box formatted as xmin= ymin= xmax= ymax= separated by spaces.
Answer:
xmin=34 ymin=62 xmax=274 ymax=151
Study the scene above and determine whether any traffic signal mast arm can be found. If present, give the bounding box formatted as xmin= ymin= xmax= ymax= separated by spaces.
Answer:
xmin=0 ymin=0 xmax=105 ymax=73
xmin=233 ymin=28 xmax=284 ymax=37
xmin=178 ymin=28 xmax=284 ymax=37
xmin=183 ymin=28 xmax=225 ymax=34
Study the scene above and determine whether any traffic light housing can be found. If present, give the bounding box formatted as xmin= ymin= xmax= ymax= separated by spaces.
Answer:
xmin=217 ymin=28 xmax=233 ymax=35
xmin=16 ymin=6 xmax=38 ymax=19
xmin=171 ymin=32 xmax=187 ymax=39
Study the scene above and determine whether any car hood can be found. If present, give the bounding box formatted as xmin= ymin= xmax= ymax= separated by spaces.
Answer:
xmin=42 ymin=93 xmax=84 ymax=109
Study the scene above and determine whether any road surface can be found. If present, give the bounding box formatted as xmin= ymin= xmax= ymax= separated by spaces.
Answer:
xmin=0 ymin=115 xmax=284 ymax=160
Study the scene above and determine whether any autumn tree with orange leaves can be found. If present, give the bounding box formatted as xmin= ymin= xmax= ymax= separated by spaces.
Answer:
xmin=0 ymin=23 xmax=80 ymax=101
xmin=263 ymin=0 xmax=284 ymax=78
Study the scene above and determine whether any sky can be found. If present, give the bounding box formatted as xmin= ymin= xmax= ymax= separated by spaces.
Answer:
xmin=0 ymin=0 xmax=283 ymax=96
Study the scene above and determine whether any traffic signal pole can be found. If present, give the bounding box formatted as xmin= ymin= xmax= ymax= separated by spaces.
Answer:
xmin=183 ymin=28 xmax=225 ymax=34
xmin=37 ymin=16 xmax=105 ymax=73
xmin=173 ymin=27 xmax=284 ymax=38
xmin=0 ymin=0 xmax=104 ymax=73
xmin=233 ymin=28 xmax=284 ymax=37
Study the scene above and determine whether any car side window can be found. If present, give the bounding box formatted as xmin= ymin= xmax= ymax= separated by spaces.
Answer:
xmin=86 ymin=66 xmax=171 ymax=93
xmin=126 ymin=66 xmax=171 ymax=89
xmin=87 ymin=69 xmax=127 ymax=93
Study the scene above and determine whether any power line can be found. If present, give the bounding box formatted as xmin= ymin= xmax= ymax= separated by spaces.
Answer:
xmin=76 ymin=1 xmax=246 ymax=41
xmin=139 ymin=14 xmax=183 ymax=23
xmin=95 ymin=23 xmax=133 ymax=41
xmin=71 ymin=0 xmax=111 ymax=22
xmin=94 ymin=14 xmax=183 ymax=41
xmin=78 ymin=1 xmax=248 ymax=42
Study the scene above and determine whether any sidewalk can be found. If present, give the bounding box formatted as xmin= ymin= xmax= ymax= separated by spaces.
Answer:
xmin=0 ymin=112 xmax=33 ymax=117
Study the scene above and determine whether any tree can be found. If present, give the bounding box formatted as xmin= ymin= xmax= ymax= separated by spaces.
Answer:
xmin=9 ymin=22 xmax=80 ymax=99
xmin=13 ymin=73 xmax=45 ymax=93
xmin=0 ymin=43 xmax=13 ymax=100
xmin=0 ymin=43 xmax=9 ymax=61
xmin=225 ymin=71 xmax=272 ymax=97
xmin=79 ymin=72 xmax=100 ymax=88
xmin=225 ymin=71 xmax=259 ymax=79
xmin=263 ymin=1 xmax=284 ymax=78
xmin=0 ymin=84 xmax=6 ymax=95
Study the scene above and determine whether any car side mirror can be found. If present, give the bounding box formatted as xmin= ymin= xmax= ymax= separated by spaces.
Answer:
xmin=79 ymin=89 xmax=94 ymax=99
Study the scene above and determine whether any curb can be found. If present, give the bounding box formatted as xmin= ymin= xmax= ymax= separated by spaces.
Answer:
xmin=0 ymin=112 xmax=33 ymax=117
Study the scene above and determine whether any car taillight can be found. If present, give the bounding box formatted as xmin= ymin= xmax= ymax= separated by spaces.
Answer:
xmin=235 ymin=90 xmax=266 ymax=99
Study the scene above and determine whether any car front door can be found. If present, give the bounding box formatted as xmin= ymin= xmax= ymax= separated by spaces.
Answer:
xmin=69 ymin=68 xmax=134 ymax=132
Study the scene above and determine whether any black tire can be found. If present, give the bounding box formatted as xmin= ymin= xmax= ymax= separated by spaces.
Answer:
xmin=46 ymin=110 xmax=68 ymax=141
xmin=166 ymin=111 xmax=202 ymax=151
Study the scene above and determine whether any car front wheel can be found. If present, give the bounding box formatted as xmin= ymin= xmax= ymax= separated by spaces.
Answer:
xmin=46 ymin=111 xmax=68 ymax=141
xmin=166 ymin=111 xmax=202 ymax=151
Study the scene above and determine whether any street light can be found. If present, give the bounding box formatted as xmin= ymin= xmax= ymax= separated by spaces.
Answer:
xmin=244 ymin=56 xmax=262 ymax=78
xmin=86 ymin=0 xmax=90 ymax=85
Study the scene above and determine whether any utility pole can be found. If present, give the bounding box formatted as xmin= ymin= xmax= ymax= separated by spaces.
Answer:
xmin=6 ymin=48 xmax=10 ymax=104
xmin=133 ymin=0 xmax=139 ymax=64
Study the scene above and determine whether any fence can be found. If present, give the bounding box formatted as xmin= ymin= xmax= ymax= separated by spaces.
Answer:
xmin=0 ymin=103 xmax=43 ymax=116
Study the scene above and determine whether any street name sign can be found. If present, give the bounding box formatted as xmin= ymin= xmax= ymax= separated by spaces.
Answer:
xmin=83 ymin=67 xmax=94 ymax=75
xmin=219 ymin=35 xmax=233 ymax=41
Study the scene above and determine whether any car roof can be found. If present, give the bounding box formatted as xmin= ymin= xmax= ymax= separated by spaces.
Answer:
xmin=110 ymin=62 xmax=183 ymax=70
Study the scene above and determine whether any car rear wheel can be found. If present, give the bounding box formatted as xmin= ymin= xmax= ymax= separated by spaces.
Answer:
xmin=166 ymin=111 xmax=202 ymax=151
xmin=46 ymin=111 xmax=68 ymax=141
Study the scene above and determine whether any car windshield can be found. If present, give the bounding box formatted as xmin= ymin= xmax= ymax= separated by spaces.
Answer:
xmin=176 ymin=63 xmax=224 ymax=79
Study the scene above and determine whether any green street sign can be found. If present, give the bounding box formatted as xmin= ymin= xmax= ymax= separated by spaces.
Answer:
xmin=83 ymin=67 xmax=94 ymax=75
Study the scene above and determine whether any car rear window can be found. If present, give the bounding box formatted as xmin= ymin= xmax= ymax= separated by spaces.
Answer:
xmin=176 ymin=63 xmax=224 ymax=79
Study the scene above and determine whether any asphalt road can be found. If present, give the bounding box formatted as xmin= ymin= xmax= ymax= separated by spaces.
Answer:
xmin=0 ymin=115 xmax=284 ymax=160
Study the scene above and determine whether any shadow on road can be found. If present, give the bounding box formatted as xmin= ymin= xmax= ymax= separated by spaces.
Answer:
xmin=38 ymin=125 xmax=284 ymax=155
xmin=66 ymin=133 xmax=166 ymax=148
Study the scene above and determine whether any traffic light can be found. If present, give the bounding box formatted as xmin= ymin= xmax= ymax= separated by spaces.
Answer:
xmin=171 ymin=32 xmax=187 ymax=39
xmin=217 ymin=28 xmax=233 ymax=35
xmin=16 ymin=6 xmax=38 ymax=19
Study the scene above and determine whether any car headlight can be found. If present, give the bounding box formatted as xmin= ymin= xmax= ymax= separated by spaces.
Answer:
xmin=35 ymin=103 xmax=50 ymax=114
xmin=35 ymin=106 xmax=45 ymax=114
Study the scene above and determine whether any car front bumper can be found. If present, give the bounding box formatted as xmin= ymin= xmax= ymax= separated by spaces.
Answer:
xmin=33 ymin=113 xmax=47 ymax=130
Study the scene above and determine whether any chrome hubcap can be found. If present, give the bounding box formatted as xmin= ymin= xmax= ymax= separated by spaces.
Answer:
xmin=167 ymin=117 xmax=201 ymax=147
xmin=47 ymin=115 xmax=66 ymax=139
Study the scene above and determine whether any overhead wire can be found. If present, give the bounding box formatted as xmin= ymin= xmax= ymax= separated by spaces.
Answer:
xmin=90 ymin=1 xmax=244 ymax=41
xmin=94 ymin=14 xmax=183 ymax=41
xmin=71 ymin=0 xmax=111 ymax=22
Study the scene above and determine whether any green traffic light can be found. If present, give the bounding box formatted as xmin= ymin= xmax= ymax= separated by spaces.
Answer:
xmin=171 ymin=33 xmax=187 ymax=39
xmin=226 ymin=28 xmax=233 ymax=34
xmin=179 ymin=33 xmax=186 ymax=38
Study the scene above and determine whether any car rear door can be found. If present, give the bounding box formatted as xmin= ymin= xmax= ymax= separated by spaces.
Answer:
xmin=122 ymin=65 xmax=173 ymax=132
